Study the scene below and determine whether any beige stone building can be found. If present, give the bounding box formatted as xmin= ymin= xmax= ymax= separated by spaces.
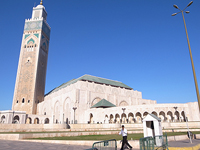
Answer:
xmin=0 ymin=2 xmax=200 ymax=126
xmin=35 ymin=74 xmax=200 ymax=125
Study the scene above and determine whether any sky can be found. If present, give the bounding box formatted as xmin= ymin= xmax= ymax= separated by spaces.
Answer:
xmin=0 ymin=0 xmax=200 ymax=110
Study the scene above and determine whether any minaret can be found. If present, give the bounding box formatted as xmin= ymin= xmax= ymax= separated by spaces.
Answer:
xmin=12 ymin=1 xmax=51 ymax=114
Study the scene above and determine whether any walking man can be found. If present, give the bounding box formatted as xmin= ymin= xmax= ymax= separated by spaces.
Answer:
xmin=119 ymin=125 xmax=132 ymax=150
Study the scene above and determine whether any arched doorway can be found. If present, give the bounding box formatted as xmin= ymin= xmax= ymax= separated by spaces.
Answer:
xmin=128 ymin=113 xmax=134 ymax=123
xmin=121 ymin=113 xmax=127 ymax=123
xmin=26 ymin=117 xmax=32 ymax=124
xmin=135 ymin=112 xmax=142 ymax=123
xmin=90 ymin=113 xmax=93 ymax=124
xmin=44 ymin=118 xmax=49 ymax=124
xmin=13 ymin=115 xmax=20 ymax=124
xmin=152 ymin=111 xmax=158 ymax=117
xmin=105 ymin=115 xmax=109 ymax=123
xmin=110 ymin=114 xmax=114 ymax=123
xmin=143 ymin=112 xmax=149 ymax=118
xmin=54 ymin=101 xmax=60 ymax=124
xmin=167 ymin=111 xmax=173 ymax=122
xmin=174 ymin=111 xmax=180 ymax=122
xmin=115 ymin=114 xmax=120 ymax=123
xmin=181 ymin=111 xmax=186 ymax=122
xmin=34 ymin=118 xmax=39 ymax=124
xmin=1 ymin=115 xmax=5 ymax=123
xmin=159 ymin=111 xmax=166 ymax=122
xmin=63 ymin=98 xmax=70 ymax=124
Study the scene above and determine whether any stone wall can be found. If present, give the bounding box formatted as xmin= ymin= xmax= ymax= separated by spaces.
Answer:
xmin=1 ymin=121 xmax=200 ymax=132
xmin=0 ymin=124 xmax=65 ymax=132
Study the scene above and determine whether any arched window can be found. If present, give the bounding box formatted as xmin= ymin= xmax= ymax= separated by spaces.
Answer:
xmin=110 ymin=114 xmax=114 ymax=123
xmin=26 ymin=117 xmax=32 ymax=124
xmin=128 ymin=113 xmax=134 ymax=123
xmin=167 ymin=111 xmax=173 ymax=122
xmin=13 ymin=115 xmax=20 ymax=124
xmin=44 ymin=118 xmax=49 ymax=124
xmin=135 ymin=112 xmax=142 ymax=123
xmin=22 ymin=98 xmax=25 ymax=103
xmin=115 ymin=114 xmax=120 ymax=123
xmin=34 ymin=118 xmax=39 ymax=124
xmin=1 ymin=115 xmax=5 ymax=123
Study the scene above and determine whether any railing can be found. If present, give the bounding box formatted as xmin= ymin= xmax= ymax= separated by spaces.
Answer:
xmin=92 ymin=139 xmax=117 ymax=150
xmin=154 ymin=134 xmax=168 ymax=150
xmin=139 ymin=133 xmax=168 ymax=150
xmin=139 ymin=136 xmax=154 ymax=150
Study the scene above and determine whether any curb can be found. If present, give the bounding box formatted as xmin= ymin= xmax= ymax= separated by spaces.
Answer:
xmin=169 ymin=143 xmax=200 ymax=150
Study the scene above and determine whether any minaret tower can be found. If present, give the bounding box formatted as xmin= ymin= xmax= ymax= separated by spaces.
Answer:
xmin=12 ymin=1 xmax=51 ymax=114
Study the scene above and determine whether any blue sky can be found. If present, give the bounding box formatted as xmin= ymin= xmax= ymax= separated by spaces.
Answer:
xmin=0 ymin=0 xmax=200 ymax=110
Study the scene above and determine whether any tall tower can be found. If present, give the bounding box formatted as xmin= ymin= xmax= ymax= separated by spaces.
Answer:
xmin=12 ymin=1 xmax=51 ymax=114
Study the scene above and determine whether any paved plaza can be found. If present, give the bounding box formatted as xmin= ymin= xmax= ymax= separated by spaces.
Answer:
xmin=0 ymin=139 xmax=200 ymax=150
xmin=0 ymin=140 xmax=92 ymax=150
xmin=168 ymin=139 xmax=200 ymax=147
xmin=0 ymin=140 xmax=139 ymax=150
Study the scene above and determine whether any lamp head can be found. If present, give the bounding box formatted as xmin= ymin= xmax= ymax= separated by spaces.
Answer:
xmin=172 ymin=13 xmax=177 ymax=16
xmin=185 ymin=11 xmax=190 ymax=14
xmin=173 ymin=4 xmax=179 ymax=9
xmin=187 ymin=1 xmax=193 ymax=7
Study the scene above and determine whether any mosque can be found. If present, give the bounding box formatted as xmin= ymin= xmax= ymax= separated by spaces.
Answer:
xmin=0 ymin=1 xmax=200 ymax=126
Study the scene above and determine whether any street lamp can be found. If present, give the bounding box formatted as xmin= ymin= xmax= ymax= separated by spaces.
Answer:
xmin=183 ymin=108 xmax=192 ymax=143
xmin=73 ymin=107 xmax=77 ymax=124
xmin=172 ymin=1 xmax=200 ymax=112
xmin=173 ymin=106 xmax=192 ymax=143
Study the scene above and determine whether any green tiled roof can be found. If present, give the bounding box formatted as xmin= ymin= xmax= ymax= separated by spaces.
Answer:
xmin=149 ymin=114 xmax=161 ymax=121
xmin=45 ymin=74 xmax=132 ymax=96
xmin=91 ymin=99 xmax=116 ymax=108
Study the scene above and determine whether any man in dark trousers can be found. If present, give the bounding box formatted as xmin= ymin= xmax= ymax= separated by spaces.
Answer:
xmin=119 ymin=125 xmax=132 ymax=150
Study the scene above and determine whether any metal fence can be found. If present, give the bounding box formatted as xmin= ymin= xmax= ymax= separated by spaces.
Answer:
xmin=92 ymin=139 xmax=117 ymax=150
xmin=139 ymin=136 xmax=154 ymax=150
xmin=154 ymin=134 xmax=168 ymax=150
xmin=139 ymin=134 xmax=168 ymax=150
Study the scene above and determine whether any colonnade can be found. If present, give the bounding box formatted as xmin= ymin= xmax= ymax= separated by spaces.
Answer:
xmin=89 ymin=110 xmax=186 ymax=124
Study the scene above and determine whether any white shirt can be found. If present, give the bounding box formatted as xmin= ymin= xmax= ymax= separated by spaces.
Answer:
xmin=119 ymin=128 xmax=127 ymax=136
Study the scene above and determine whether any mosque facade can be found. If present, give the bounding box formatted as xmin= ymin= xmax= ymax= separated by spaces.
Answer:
xmin=0 ymin=2 xmax=200 ymax=125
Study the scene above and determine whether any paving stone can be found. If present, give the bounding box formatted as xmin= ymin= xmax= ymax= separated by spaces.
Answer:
xmin=168 ymin=139 xmax=200 ymax=147
xmin=0 ymin=140 xmax=92 ymax=150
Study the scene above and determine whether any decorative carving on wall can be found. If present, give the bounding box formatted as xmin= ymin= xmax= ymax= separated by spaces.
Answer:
xmin=119 ymin=100 xmax=128 ymax=106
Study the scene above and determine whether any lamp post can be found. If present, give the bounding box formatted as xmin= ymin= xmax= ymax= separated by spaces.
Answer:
xmin=183 ymin=108 xmax=192 ymax=143
xmin=174 ymin=106 xmax=192 ymax=143
xmin=172 ymin=1 xmax=200 ymax=112
xmin=73 ymin=107 xmax=77 ymax=124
